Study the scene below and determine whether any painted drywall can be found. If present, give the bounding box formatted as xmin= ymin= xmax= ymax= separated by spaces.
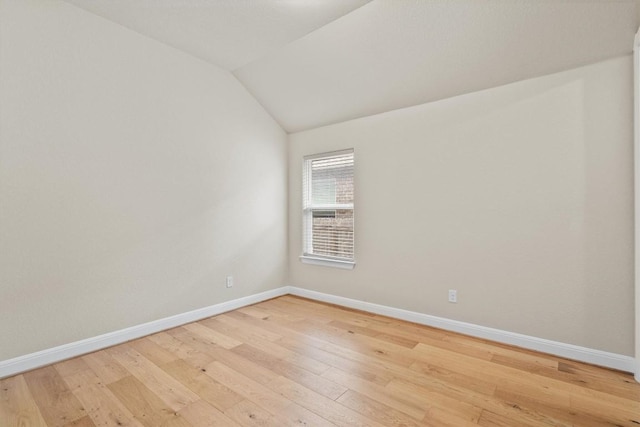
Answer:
xmin=0 ymin=0 xmax=287 ymax=361
xmin=289 ymin=56 xmax=634 ymax=356
xmin=634 ymin=27 xmax=640 ymax=381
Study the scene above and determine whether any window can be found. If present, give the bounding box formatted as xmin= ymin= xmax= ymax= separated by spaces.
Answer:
xmin=301 ymin=149 xmax=355 ymax=269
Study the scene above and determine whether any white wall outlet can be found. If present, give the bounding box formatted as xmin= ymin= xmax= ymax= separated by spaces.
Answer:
xmin=225 ymin=276 xmax=234 ymax=288
xmin=448 ymin=289 xmax=457 ymax=303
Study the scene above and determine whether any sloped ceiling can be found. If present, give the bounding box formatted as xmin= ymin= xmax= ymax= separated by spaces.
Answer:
xmin=63 ymin=0 xmax=373 ymax=70
xmin=65 ymin=0 xmax=638 ymax=133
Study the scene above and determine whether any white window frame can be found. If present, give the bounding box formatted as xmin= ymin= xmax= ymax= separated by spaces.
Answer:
xmin=300 ymin=149 xmax=355 ymax=270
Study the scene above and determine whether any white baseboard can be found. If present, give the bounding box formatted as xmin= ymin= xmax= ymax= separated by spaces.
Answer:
xmin=0 ymin=287 xmax=290 ymax=379
xmin=288 ymin=286 xmax=636 ymax=374
xmin=1 ymin=285 xmax=635 ymax=379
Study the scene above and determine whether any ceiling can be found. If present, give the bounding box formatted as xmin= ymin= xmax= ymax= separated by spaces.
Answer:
xmin=63 ymin=0 xmax=372 ymax=71
xmin=65 ymin=0 xmax=639 ymax=133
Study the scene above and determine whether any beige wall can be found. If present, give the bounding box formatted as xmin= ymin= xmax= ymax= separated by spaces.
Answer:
xmin=0 ymin=0 xmax=287 ymax=360
xmin=289 ymin=56 xmax=634 ymax=356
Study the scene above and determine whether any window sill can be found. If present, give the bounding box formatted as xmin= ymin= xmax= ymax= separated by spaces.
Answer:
xmin=299 ymin=255 xmax=355 ymax=270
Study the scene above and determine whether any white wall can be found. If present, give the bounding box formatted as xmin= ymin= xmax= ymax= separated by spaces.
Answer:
xmin=0 ymin=0 xmax=287 ymax=360
xmin=289 ymin=56 xmax=634 ymax=356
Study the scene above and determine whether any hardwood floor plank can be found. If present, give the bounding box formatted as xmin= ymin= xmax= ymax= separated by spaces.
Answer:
xmin=413 ymin=342 xmax=639 ymax=413
xmin=178 ymin=399 xmax=240 ymax=427
xmin=167 ymin=327 xmax=280 ymax=386
xmin=203 ymin=316 xmax=331 ymax=375
xmin=106 ymin=344 xmax=199 ymax=412
xmin=23 ymin=366 xmax=87 ymax=427
xmin=0 ymin=375 xmax=48 ymax=427
xmin=162 ymin=359 xmax=244 ymax=412
xmin=53 ymin=359 xmax=91 ymax=379
xmin=385 ymin=378 xmax=484 ymax=424
xmin=356 ymin=318 xmax=450 ymax=346
xmin=553 ymin=360 xmax=640 ymax=399
xmin=422 ymin=406 xmax=481 ymax=427
xmin=397 ymin=366 xmax=568 ymax=426
xmin=107 ymin=376 xmax=191 ymax=427
xmin=129 ymin=338 xmax=180 ymax=367
xmin=203 ymin=361 xmax=334 ymax=426
xmin=74 ymin=383 xmax=142 ymax=427
xmin=2 ymin=296 xmax=638 ymax=427
xmin=62 ymin=415 xmax=96 ymax=427
xmin=201 ymin=360 xmax=291 ymax=413
xmin=477 ymin=410 xmax=522 ymax=427
xmin=147 ymin=331 xmax=215 ymax=369
xmin=182 ymin=322 xmax=242 ymax=350
xmin=410 ymin=361 xmax=497 ymax=396
xmin=321 ymin=366 xmax=426 ymax=420
xmin=336 ymin=389 xmax=424 ymax=427
xmin=267 ymin=375 xmax=387 ymax=427
xmin=81 ymin=351 xmax=129 ymax=385
xmin=276 ymin=335 xmax=393 ymax=386
xmin=61 ymin=368 xmax=143 ymax=427
xmin=569 ymin=394 xmax=640 ymax=427
xmin=206 ymin=313 xmax=283 ymax=342
xmin=494 ymin=384 xmax=636 ymax=427
xmin=241 ymin=301 xmax=305 ymax=323
xmin=260 ymin=298 xmax=334 ymax=324
xmin=230 ymin=343 xmax=347 ymax=400
xmin=223 ymin=400 xmax=277 ymax=427
xmin=234 ymin=305 xmax=273 ymax=321
xmin=270 ymin=319 xmax=407 ymax=383
xmin=56 ymin=367 xmax=100 ymax=392
xmin=455 ymin=336 xmax=558 ymax=368
xmin=278 ymin=296 xmax=390 ymax=328
xmin=285 ymin=319 xmax=418 ymax=368
xmin=326 ymin=320 xmax=383 ymax=340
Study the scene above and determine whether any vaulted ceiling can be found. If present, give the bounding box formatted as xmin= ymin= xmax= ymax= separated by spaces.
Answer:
xmin=64 ymin=0 xmax=638 ymax=133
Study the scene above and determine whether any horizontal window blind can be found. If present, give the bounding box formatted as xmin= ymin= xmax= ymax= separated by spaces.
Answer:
xmin=303 ymin=150 xmax=354 ymax=261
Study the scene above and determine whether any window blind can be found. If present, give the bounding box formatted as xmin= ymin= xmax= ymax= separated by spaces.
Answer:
xmin=303 ymin=150 xmax=354 ymax=261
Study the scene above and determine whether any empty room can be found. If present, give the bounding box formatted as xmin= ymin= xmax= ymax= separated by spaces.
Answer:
xmin=1 ymin=0 xmax=640 ymax=425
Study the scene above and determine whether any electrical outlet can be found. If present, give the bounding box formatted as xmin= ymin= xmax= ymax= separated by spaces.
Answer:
xmin=225 ymin=276 xmax=234 ymax=288
xmin=448 ymin=289 xmax=457 ymax=303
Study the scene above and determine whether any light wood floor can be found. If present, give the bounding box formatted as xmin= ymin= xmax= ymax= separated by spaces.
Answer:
xmin=1 ymin=296 xmax=639 ymax=427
